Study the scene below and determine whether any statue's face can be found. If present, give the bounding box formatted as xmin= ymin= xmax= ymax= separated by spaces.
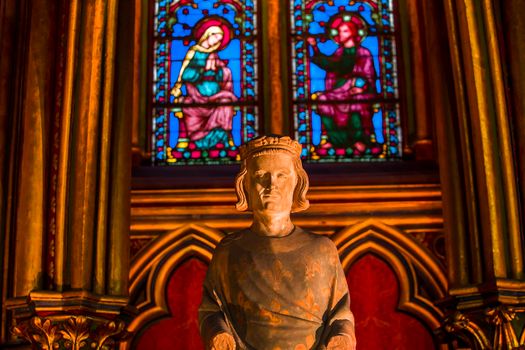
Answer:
xmin=246 ymin=152 xmax=297 ymax=215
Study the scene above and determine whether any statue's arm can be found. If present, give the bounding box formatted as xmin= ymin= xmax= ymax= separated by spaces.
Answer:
xmin=326 ymin=320 xmax=356 ymax=350
xmin=198 ymin=263 xmax=235 ymax=349
xmin=199 ymin=307 xmax=233 ymax=346
xmin=324 ymin=243 xmax=357 ymax=350
xmin=324 ymin=298 xmax=356 ymax=350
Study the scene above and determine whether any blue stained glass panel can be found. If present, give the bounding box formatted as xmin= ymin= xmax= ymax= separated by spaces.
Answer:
xmin=290 ymin=0 xmax=402 ymax=161
xmin=152 ymin=0 xmax=260 ymax=165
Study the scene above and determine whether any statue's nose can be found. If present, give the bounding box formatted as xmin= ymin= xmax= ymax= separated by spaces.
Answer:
xmin=263 ymin=174 xmax=278 ymax=190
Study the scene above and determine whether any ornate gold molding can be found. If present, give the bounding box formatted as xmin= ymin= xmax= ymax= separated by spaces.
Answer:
xmin=6 ymin=290 xmax=133 ymax=348
xmin=439 ymin=285 xmax=525 ymax=349
xmin=129 ymin=224 xmax=221 ymax=295
xmin=448 ymin=281 xmax=525 ymax=309
xmin=131 ymin=184 xmax=442 ymax=233
xmin=12 ymin=315 xmax=128 ymax=350
xmin=439 ymin=311 xmax=491 ymax=350
xmin=438 ymin=306 xmax=525 ymax=349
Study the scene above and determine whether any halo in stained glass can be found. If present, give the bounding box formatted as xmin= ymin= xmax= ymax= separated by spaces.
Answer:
xmin=290 ymin=0 xmax=402 ymax=162
xmin=152 ymin=0 xmax=260 ymax=165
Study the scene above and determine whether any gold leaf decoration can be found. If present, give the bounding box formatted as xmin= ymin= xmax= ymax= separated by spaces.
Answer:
xmin=485 ymin=306 xmax=520 ymax=350
xmin=10 ymin=315 xmax=128 ymax=350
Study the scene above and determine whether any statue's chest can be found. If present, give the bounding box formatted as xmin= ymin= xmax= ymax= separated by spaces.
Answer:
xmin=225 ymin=248 xmax=332 ymax=308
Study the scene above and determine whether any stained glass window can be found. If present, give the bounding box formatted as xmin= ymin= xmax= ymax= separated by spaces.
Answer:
xmin=152 ymin=0 xmax=259 ymax=165
xmin=291 ymin=0 xmax=401 ymax=161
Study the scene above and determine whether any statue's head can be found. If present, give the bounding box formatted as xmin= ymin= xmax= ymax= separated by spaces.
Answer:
xmin=235 ymin=135 xmax=310 ymax=214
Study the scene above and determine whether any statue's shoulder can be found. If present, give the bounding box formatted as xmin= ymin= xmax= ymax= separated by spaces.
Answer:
xmin=297 ymin=227 xmax=339 ymax=254
xmin=296 ymin=227 xmax=330 ymax=241
xmin=218 ymin=229 xmax=246 ymax=246
xmin=210 ymin=230 xmax=246 ymax=264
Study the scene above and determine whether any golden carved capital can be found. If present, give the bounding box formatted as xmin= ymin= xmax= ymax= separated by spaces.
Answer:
xmin=12 ymin=315 xmax=128 ymax=350
xmin=438 ymin=311 xmax=491 ymax=349
xmin=442 ymin=311 xmax=470 ymax=333
xmin=12 ymin=317 xmax=59 ymax=350
xmin=484 ymin=306 xmax=520 ymax=349
xmin=438 ymin=306 xmax=525 ymax=350
xmin=485 ymin=305 xmax=517 ymax=325
xmin=6 ymin=290 xmax=134 ymax=348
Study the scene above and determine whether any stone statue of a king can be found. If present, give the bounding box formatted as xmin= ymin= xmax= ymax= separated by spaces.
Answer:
xmin=198 ymin=135 xmax=356 ymax=350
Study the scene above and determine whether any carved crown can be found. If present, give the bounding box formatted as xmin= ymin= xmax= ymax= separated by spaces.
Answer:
xmin=239 ymin=135 xmax=303 ymax=160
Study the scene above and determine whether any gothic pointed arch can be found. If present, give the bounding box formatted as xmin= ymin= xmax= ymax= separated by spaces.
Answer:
xmin=333 ymin=219 xmax=447 ymax=330
xmin=122 ymin=224 xmax=225 ymax=349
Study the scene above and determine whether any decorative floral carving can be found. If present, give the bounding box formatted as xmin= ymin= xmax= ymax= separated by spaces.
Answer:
xmin=11 ymin=315 xmax=128 ymax=350
xmin=485 ymin=306 xmax=520 ymax=349
xmin=93 ymin=320 xmax=127 ymax=350
xmin=13 ymin=317 xmax=60 ymax=350
xmin=485 ymin=305 xmax=517 ymax=325
xmin=60 ymin=316 xmax=90 ymax=350
xmin=439 ymin=308 xmax=525 ymax=350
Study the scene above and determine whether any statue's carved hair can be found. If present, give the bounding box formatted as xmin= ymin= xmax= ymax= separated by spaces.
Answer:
xmin=234 ymin=149 xmax=310 ymax=213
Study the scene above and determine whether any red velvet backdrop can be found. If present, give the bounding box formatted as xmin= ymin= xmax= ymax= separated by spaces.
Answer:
xmin=346 ymin=254 xmax=436 ymax=349
xmin=136 ymin=255 xmax=436 ymax=349
xmin=135 ymin=259 xmax=207 ymax=349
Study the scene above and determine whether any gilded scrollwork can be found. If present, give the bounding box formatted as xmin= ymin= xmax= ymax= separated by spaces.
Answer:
xmin=11 ymin=316 xmax=128 ymax=350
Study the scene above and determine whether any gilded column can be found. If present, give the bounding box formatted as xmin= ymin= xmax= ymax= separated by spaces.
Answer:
xmin=4 ymin=0 xmax=132 ymax=348
xmin=1 ymin=0 xmax=55 ymax=342
xmin=422 ymin=0 xmax=478 ymax=289
xmin=502 ymin=0 xmax=525 ymax=240
xmin=437 ymin=0 xmax=525 ymax=348
xmin=402 ymin=0 xmax=435 ymax=160
xmin=109 ymin=0 xmax=134 ymax=297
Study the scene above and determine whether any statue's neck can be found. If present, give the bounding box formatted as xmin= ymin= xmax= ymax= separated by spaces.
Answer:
xmin=251 ymin=211 xmax=294 ymax=237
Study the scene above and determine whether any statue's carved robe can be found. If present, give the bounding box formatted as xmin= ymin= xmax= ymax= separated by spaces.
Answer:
xmin=199 ymin=227 xmax=355 ymax=350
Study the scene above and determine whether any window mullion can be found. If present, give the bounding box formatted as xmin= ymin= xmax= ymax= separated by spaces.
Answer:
xmin=262 ymin=0 xmax=289 ymax=135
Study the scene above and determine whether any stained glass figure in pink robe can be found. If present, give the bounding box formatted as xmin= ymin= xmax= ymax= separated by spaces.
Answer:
xmin=170 ymin=17 xmax=237 ymax=150
xmin=308 ymin=14 xmax=381 ymax=156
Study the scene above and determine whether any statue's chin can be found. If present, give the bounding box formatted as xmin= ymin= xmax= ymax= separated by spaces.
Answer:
xmin=259 ymin=203 xmax=291 ymax=213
